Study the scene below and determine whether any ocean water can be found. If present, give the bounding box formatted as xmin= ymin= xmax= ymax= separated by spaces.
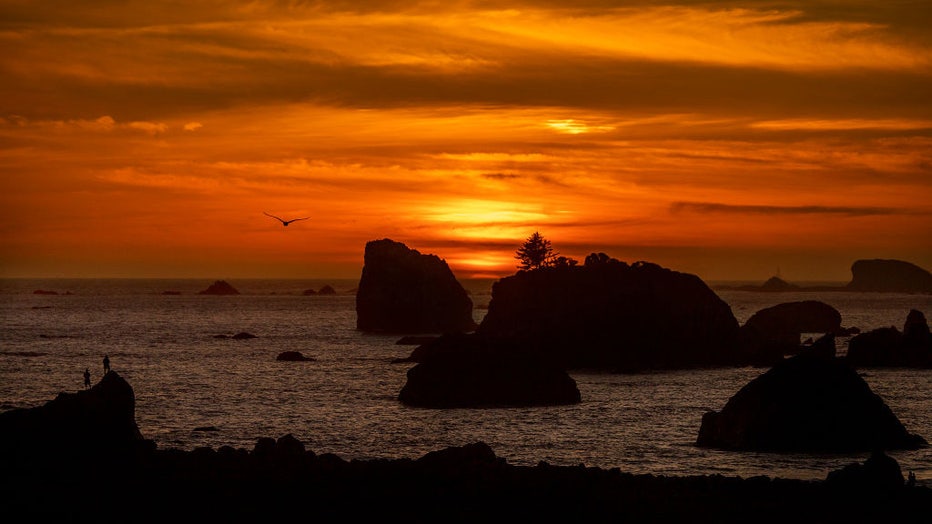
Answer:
xmin=1 ymin=278 xmax=931 ymax=482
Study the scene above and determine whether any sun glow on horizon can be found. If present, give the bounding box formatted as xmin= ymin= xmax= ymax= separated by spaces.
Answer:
xmin=0 ymin=1 xmax=929 ymax=281
xmin=420 ymin=200 xmax=552 ymax=240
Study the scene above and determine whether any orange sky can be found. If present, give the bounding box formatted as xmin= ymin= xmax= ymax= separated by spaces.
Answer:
xmin=1 ymin=1 xmax=930 ymax=282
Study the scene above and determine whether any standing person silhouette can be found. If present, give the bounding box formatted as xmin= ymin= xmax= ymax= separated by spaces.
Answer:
xmin=84 ymin=368 xmax=91 ymax=389
xmin=103 ymin=355 xmax=110 ymax=375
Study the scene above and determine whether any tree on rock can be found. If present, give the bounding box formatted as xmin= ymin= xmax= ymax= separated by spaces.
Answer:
xmin=515 ymin=231 xmax=556 ymax=271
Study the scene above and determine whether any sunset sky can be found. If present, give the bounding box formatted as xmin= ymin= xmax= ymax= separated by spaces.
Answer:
xmin=1 ymin=1 xmax=930 ymax=281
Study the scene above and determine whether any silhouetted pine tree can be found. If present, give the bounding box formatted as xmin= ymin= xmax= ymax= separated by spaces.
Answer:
xmin=515 ymin=231 xmax=556 ymax=270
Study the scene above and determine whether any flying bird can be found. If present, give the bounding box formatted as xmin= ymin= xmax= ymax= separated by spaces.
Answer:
xmin=264 ymin=212 xmax=310 ymax=226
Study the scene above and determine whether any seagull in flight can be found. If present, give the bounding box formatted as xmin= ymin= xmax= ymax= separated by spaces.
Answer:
xmin=264 ymin=212 xmax=310 ymax=226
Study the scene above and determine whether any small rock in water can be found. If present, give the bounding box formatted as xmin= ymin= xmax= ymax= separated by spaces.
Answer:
xmin=276 ymin=351 xmax=315 ymax=362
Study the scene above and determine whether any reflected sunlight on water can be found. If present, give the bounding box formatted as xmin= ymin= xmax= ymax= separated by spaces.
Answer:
xmin=1 ymin=279 xmax=930 ymax=481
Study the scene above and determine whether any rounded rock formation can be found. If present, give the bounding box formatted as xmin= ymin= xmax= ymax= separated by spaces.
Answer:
xmin=475 ymin=257 xmax=742 ymax=371
xmin=739 ymin=300 xmax=845 ymax=363
xmin=845 ymin=259 xmax=932 ymax=293
xmin=397 ymin=333 xmax=581 ymax=408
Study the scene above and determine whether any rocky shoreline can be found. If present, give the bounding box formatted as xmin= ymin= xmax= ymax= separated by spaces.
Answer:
xmin=3 ymin=435 xmax=930 ymax=523
xmin=2 ymin=372 xmax=930 ymax=522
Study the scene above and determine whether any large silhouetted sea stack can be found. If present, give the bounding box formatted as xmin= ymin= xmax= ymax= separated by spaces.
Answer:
xmin=474 ymin=255 xmax=742 ymax=371
xmin=398 ymin=333 xmax=581 ymax=407
xmin=0 ymin=371 xmax=149 ymax=455
xmin=847 ymin=309 xmax=932 ymax=368
xmin=696 ymin=352 xmax=927 ymax=452
xmin=356 ymin=238 xmax=476 ymax=334
xmin=846 ymin=259 xmax=932 ymax=293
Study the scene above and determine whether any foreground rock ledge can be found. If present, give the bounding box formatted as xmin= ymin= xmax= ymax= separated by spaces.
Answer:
xmin=2 ymin=437 xmax=930 ymax=523
xmin=2 ymin=374 xmax=930 ymax=522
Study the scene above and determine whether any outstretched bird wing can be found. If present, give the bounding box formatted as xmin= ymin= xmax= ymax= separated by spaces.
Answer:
xmin=263 ymin=211 xmax=286 ymax=223
xmin=287 ymin=217 xmax=310 ymax=224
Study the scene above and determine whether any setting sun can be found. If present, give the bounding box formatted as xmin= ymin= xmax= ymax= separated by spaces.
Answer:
xmin=0 ymin=1 xmax=929 ymax=281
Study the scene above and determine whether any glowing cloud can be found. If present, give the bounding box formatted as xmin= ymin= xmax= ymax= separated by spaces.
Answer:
xmin=546 ymin=119 xmax=615 ymax=134
xmin=0 ymin=2 xmax=930 ymax=280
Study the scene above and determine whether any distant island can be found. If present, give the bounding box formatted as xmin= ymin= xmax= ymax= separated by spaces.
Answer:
xmin=717 ymin=259 xmax=932 ymax=294
xmin=198 ymin=280 xmax=241 ymax=295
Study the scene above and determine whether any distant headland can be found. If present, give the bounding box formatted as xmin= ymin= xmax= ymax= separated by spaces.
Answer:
xmin=717 ymin=259 xmax=932 ymax=294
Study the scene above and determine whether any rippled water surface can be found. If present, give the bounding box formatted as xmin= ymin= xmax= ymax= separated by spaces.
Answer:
xmin=2 ymin=278 xmax=930 ymax=482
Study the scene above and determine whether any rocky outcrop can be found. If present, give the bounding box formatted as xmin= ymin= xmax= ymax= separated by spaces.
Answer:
xmin=846 ymin=259 xmax=932 ymax=293
xmin=214 ymin=332 xmax=257 ymax=340
xmin=0 ymin=371 xmax=150 ymax=454
xmin=398 ymin=333 xmax=581 ymax=407
xmin=276 ymin=351 xmax=315 ymax=362
xmin=846 ymin=309 xmax=932 ymax=368
xmin=304 ymin=285 xmax=337 ymax=296
xmin=199 ymin=280 xmax=240 ymax=295
xmin=355 ymin=239 xmax=476 ymax=334
xmin=395 ymin=335 xmax=439 ymax=346
xmin=474 ymin=256 xmax=742 ymax=371
xmin=825 ymin=449 xmax=905 ymax=491
xmin=739 ymin=301 xmax=851 ymax=363
xmin=696 ymin=352 xmax=927 ymax=452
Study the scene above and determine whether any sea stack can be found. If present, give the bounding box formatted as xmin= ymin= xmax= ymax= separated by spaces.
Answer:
xmin=845 ymin=259 xmax=932 ymax=293
xmin=847 ymin=309 xmax=932 ymax=368
xmin=696 ymin=352 xmax=927 ymax=452
xmin=739 ymin=300 xmax=846 ymax=364
xmin=397 ymin=333 xmax=581 ymax=407
xmin=356 ymin=238 xmax=476 ymax=334
xmin=474 ymin=255 xmax=742 ymax=371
